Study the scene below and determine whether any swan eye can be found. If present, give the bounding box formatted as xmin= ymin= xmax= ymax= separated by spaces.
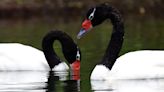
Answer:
xmin=76 ymin=50 xmax=80 ymax=60
xmin=76 ymin=56 xmax=80 ymax=60
xmin=88 ymin=8 xmax=96 ymax=20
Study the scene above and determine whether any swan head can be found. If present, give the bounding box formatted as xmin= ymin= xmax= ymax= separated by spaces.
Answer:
xmin=69 ymin=47 xmax=81 ymax=80
xmin=52 ymin=46 xmax=81 ymax=80
xmin=77 ymin=3 xmax=114 ymax=39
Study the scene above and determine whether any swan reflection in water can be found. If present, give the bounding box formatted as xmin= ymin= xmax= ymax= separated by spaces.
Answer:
xmin=91 ymin=78 xmax=164 ymax=92
xmin=0 ymin=71 xmax=80 ymax=92
xmin=47 ymin=71 xmax=80 ymax=92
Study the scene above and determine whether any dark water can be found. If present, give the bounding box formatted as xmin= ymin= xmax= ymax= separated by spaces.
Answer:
xmin=0 ymin=16 xmax=164 ymax=92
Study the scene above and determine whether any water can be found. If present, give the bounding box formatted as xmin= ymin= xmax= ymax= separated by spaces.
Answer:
xmin=0 ymin=71 xmax=47 ymax=91
xmin=0 ymin=16 xmax=164 ymax=91
xmin=0 ymin=71 xmax=80 ymax=92
xmin=91 ymin=79 xmax=164 ymax=92
xmin=0 ymin=71 xmax=164 ymax=92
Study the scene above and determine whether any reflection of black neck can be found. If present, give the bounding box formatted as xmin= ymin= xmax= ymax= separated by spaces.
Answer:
xmin=46 ymin=71 xmax=58 ymax=92
xmin=64 ymin=80 xmax=80 ymax=92
xmin=100 ymin=7 xmax=124 ymax=70
xmin=42 ymin=30 xmax=78 ymax=69
xmin=46 ymin=71 xmax=80 ymax=92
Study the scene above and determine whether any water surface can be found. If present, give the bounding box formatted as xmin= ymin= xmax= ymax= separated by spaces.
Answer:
xmin=0 ymin=71 xmax=80 ymax=92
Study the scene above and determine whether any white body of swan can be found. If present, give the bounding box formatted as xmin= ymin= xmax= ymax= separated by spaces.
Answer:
xmin=91 ymin=50 xmax=164 ymax=80
xmin=0 ymin=43 xmax=68 ymax=71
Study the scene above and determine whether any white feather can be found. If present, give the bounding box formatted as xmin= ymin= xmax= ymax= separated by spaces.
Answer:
xmin=0 ymin=43 xmax=68 ymax=71
xmin=91 ymin=50 xmax=164 ymax=80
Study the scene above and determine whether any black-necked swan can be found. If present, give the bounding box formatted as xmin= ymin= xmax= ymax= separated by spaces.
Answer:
xmin=77 ymin=3 xmax=164 ymax=80
xmin=0 ymin=30 xmax=81 ymax=72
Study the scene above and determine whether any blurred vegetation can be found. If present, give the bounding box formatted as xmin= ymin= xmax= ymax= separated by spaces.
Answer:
xmin=0 ymin=0 xmax=163 ymax=19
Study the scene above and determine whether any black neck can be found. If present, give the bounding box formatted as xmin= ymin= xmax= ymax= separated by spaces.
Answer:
xmin=42 ymin=30 xmax=78 ymax=69
xmin=100 ymin=7 xmax=124 ymax=70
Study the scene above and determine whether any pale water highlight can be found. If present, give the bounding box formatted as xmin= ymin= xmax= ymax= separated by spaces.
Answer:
xmin=0 ymin=71 xmax=80 ymax=92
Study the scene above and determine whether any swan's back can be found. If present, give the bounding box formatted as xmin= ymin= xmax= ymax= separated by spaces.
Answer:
xmin=116 ymin=50 xmax=164 ymax=66
xmin=0 ymin=43 xmax=49 ymax=71
xmin=111 ymin=50 xmax=164 ymax=79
